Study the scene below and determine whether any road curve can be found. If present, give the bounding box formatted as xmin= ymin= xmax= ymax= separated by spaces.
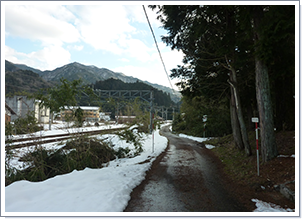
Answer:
xmin=124 ymin=125 xmax=247 ymax=212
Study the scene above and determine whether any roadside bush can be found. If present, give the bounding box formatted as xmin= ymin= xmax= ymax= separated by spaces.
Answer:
xmin=115 ymin=147 xmax=131 ymax=158
xmin=7 ymin=112 xmax=42 ymax=135
xmin=117 ymin=128 xmax=143 ymax=156
xmin=5 ymin=131 xmax=145 ymax=185
xmin=5 ymin=137 xmax=117 ymax=185
xmin=63 ymin=137 xmax=116 ymax=168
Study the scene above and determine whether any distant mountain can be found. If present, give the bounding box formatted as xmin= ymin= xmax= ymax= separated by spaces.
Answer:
xmin=5 ymin=60 xmax=181 ymax=103
xmin=13 ymin=62 xmax=43 ymax=75
xmin=39 ymin=62 xmax=139 ymax=84
xmin=5 ymin=61 xmax=54 ymax=96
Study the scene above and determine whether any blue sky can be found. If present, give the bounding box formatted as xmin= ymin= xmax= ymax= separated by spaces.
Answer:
xmin=4 ymin=2 xmax=185 ymax=90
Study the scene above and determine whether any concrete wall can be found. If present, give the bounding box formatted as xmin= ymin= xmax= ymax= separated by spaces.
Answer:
xmin=5 ymin=96 xmax=50 ymax=123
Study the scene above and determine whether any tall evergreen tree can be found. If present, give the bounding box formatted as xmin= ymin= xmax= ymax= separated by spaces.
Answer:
xmin=151 ymin=5 xmax=295 ymax=162
xmin=250 ymin=5 xmax=294 ymax=162
xmin=151 ymin=5 xmax=252 ymax=155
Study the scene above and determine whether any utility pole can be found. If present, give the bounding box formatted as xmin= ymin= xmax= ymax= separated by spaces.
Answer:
xmin=149 ymin=90 xmax=153 ymax=134
xmin=149 ymin=90 xmax=154 ymax=153
xmin=165 ymin=108 xmax=168 ymax=121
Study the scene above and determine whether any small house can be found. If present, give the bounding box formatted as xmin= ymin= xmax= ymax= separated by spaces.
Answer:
xmin=5 ymin=103 xmax=16 ymax=124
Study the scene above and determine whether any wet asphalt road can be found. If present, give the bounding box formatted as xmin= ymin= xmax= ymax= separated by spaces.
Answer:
xmin=124 ymin=126 xmax=247 ymax=212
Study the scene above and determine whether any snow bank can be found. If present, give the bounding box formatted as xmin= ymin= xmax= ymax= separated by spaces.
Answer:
xmin=5 ymin=128 xmax=168 ymax=213
xmin=252 ymin=199 xmax=295 ymax=212
xmin=178 ymin=133 xmax=215 ymax=149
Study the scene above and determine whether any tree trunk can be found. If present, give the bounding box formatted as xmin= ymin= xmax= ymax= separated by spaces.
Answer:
xmin=253 ymin=6 xmax=278 ymax=162
xmin=230 ymin=90 xmax=244 ymax=150
xmin=255 ymin=59 xmax=278 ymax=162
xmin=229 ymin=69 xmax=252 ymax=156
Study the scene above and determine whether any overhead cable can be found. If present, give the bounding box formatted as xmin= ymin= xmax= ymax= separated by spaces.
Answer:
xmin=142 ymin=5 xmax=175 ymax=94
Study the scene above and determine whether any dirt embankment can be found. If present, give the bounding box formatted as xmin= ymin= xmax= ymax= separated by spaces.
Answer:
xmin=204 ymin=130 xmax=295 ymax=211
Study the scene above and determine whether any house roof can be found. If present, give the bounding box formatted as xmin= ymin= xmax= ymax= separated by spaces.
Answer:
xmin=63 ymin=106 xmax=100 ymax=111
xmin=5 ymin=103 xmax=16 ymax=115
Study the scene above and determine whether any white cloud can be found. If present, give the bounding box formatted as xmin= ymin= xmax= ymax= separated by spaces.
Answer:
xmin=72 ymin=45 xmax=84 ymax=51
xmin=5 ymin=46 xmax=25 ymax=64
xmin=124 ymin=5 xmax=163 ymax=28
xmin=5 ymin=5 xmax=80 ymax=46
xmin=118 ymin=58 xmax=130 ymax=62
xmin=150 ymin=42 xmax=185 ymax=72
xmin=74 ymin=5 xmax=136 ymax=53
xmin=124 ymin=38 xmax=155 ymax=62
xmin=72 ymin=5 xmax=159 ymax=63
xmin=5 ymin=45 xmax=71 ymax=71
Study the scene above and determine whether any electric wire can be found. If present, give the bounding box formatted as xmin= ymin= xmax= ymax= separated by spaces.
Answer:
xmin=142 ymin=5 xmax=175 ymax=94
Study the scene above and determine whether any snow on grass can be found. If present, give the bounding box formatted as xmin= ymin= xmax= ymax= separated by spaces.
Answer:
xmin=178 ymin=133 xmax=215 ymax=149
xmin=5 ymin=125 xmax=168 ymax=213
xmin=252 ymin=199 xmax=295 ymax=212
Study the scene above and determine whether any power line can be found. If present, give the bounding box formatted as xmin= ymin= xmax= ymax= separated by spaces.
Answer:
xmin=142 ymin=5 xmax=175 ymax=94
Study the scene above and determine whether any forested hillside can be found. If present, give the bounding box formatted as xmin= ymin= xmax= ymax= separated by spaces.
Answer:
xmin=152 ymin=5 xmax=295 ymax=162
xmin=5 ymin=65 xmax=54 ymax=97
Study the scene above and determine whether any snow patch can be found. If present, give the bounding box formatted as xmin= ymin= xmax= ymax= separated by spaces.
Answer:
xmin=278 ymin=155 xmax=295 ymax=158
xmin=252 ymin=199 xmax=295 ymax=212
xmin=178 ymin=133 xmax=215 ymax=149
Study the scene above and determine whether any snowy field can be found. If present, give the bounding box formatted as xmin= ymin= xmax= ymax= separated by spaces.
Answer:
xmin=4 ymin=123 xmax=296 ymax=216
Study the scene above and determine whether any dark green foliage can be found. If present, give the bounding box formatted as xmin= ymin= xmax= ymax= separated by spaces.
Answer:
xmin=63 ymin=137 xmax=116 ymax=168
xmin=172 ymin=113 xmax=186 ymax=132
xmin=117 ymin=129 xmax=143 ymax=156
xmin=172 ymin=96 xmax=231 ymax=137
xmin=152 ymin=5 xmax=295 ymax=138
xmin=6 ymin=112 xmax=42 ymax=135
xmin=5 ymin=122 xmax=14 ymax=136
xmin=6 ymin=137 xmax=116 ymax=185
xmin=74 ymin=107 xmax=84 ymax=127
xmin=5 ymin=127 xmax=146 ymax=185
xmin=115 ymin=147 xmax=131 ymax=158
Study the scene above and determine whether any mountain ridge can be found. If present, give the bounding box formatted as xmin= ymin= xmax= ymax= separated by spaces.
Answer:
xmin=5 ymin=60 xmax=181 ymax=103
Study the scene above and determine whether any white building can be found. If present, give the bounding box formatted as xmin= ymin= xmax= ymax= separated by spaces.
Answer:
xmin=5 ymin=96 xmax=51 ymax=124
xmin=61 ymin=106 xmax=100 ymax=122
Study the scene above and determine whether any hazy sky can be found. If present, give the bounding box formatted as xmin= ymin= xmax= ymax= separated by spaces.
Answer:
xmin=4 ymin=2 xmax=185 ymax=90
